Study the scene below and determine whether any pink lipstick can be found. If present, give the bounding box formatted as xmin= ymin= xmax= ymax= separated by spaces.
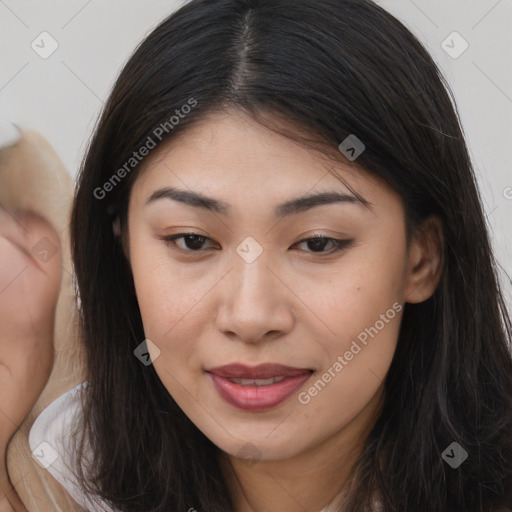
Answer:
xmin=207 ymin=363 xmax=313 ymax=412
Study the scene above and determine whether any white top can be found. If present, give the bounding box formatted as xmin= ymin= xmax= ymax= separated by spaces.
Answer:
xmin=29 ymin=383 xmax=382 ymax=512
xmin=28 ymin=383 xmax=114 ymax=512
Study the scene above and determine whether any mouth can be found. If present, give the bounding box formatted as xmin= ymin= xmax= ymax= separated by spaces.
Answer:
xmin=206 ymin=363 xmax=314 ymax=412
xmin=224 ymin=376 xmax=288 ymax=386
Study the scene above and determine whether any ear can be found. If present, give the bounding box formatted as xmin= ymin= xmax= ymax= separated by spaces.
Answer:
xmin=404 ymin=215 xmax=444 ymax=304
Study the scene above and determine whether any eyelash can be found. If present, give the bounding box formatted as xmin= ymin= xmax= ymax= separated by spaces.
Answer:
xmin=161 ymin=232 xmax=353 ymax=256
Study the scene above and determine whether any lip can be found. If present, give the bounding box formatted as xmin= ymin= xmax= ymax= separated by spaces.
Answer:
xmin=206 ymin=363 xmax=313 ymax=412
xmin=207 ymin=363 xmax=312 ymax=379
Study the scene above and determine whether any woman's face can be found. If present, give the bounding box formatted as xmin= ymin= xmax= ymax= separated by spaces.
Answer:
xmin=125 ymin=110 xmax=426 ymax=463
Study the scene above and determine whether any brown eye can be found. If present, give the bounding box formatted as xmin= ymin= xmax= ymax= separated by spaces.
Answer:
xmin=294 ymin=235 xmax=354 ymax=255
xmin=161 ymin=233 xmax=353 ymax=257
xmin=162 ymin=233 xmax=216 ymax=251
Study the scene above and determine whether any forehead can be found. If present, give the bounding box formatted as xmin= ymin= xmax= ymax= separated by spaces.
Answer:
xmin=130 ymin=110 xmax=398 ymax=212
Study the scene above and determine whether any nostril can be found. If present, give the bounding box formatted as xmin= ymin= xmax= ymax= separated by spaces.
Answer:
xmin=0 ymin=120 xmax=21 ymax=151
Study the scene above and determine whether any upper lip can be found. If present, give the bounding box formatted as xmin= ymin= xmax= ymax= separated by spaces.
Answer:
xmin=206 ymin=363 xmax=313 ymax=379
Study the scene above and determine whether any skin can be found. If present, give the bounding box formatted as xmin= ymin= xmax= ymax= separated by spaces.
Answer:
xmin=124 ymin=110 xmax=443 ymax=512
xmin=0 ymin=210 xmax=61 ymax=512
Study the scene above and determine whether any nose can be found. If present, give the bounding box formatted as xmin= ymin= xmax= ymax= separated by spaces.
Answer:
xmin=215 ymin=255 xmax=295 ymax=344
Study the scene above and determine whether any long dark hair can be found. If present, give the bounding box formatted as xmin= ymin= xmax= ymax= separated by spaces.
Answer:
xmin=70 ymin=0 xmax=512 ymax=510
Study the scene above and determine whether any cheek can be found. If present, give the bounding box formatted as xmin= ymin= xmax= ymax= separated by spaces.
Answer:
xmin=129 ymin=236 xmax=212 ymax=383
xmin=311 ymin=280 xmax=402 ymax=386
xmin=297 ymin=274 xmax=403 ymax=433
xmin=132 ymin=261 xmax=201 ymax=401
xmin=130 ymin=229 xmax=187 ymax=329
xmin=306 ymin=230 xmax=407 ymax=378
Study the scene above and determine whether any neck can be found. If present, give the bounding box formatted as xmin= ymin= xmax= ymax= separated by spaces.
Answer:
xmin=221 ymin=447 xmax=352 ymax=512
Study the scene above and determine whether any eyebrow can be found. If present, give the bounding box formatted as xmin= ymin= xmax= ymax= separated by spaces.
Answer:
xmin=145 ymin=186 xmax=372 ymax=218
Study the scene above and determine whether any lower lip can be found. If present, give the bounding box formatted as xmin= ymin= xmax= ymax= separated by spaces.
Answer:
xmin=208 ymin=372 xmax=312 ymax=412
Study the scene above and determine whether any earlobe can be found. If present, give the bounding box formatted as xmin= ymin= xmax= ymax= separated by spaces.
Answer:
xmin=404 ymin=215 xmax=444 ymax=304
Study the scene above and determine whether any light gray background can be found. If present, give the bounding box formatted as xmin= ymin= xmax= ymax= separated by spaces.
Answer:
xmin=1 ymin=0 xmax=511 ymax=309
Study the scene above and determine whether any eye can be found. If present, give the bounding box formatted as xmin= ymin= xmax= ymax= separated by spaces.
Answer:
xmin=160 ymin=232 xmax=353 ymax=256
xmin=161 ymin=233 xmax=217 ymax=252
xmin=293 ymin=234 xmax=353 ymax=254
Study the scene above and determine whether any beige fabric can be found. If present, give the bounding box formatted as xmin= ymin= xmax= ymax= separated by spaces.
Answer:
xmin=0 ymin=127 xmax=85 ymax=511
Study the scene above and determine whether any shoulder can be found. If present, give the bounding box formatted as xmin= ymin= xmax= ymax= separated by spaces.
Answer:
xmin=28 ymin=382 xmax=114 ymax=512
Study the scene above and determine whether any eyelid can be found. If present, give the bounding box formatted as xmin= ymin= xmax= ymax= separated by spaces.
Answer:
xmin=293 ymin=234 xmax=354 ymax=255
xmin=161 ymin=232 xmax=219 ymax=251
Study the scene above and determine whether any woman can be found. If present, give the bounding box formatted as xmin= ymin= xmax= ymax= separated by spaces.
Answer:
xmin=27 ymin=0 xmax=512 ymax=510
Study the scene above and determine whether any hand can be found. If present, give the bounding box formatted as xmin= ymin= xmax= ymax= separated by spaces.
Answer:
xmin=0 ymin=208 xmax=61 ymax=511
